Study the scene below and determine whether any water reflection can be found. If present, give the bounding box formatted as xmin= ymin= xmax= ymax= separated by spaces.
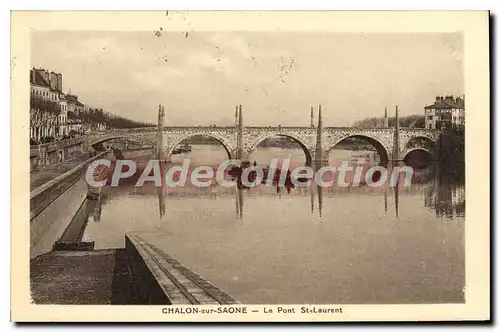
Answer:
xmin=236 ymin=186 xmax=243 ymax=221
xmin=158 ymin=186 xmax=166 ymax=218
xmin=308 ymin=185 xmax=324 ymax=219
xmin=79 ymin=192 xmax=106 ymax=224
xmin=147 ymin=163 xmax=465 ymax=222
xmin=384 ymin=187 xmax=388 ymax=213
xmin=87 ymin=197 xmax=103 ymax=222
xmin=424 ymin=166 xmax=465 ymax=219
xmin=82 ymin=149 xmax=465 ymax=304
xmin=394 ymin=177 xmax=400 ymax=217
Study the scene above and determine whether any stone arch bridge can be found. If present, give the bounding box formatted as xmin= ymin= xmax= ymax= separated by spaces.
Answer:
xmin=86 ymin=125 xmax=440 ymax=166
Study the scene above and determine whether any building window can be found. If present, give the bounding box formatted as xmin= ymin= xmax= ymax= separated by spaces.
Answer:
xmin=428 ymin=116 xmax=433 ymax=121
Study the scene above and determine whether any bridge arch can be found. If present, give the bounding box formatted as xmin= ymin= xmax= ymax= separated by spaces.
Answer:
xmin=327 ymin=134 xmax=390 ymax=166
xmin=401 ymin=136 xmax=436 ymax=165
xmin=402 ymin=148 xmax=433 ymax=169
xmin=88 ymin=135 xmax=156 ymax=148
xmin=247 ymin=133 xmax=313 ymax=166
xmin=403 ymin=136 xmax=436 ymax=152
xmin=402 ymin=147 xmax=432 ymax=158
xmin=166 ymin=132 xmax=234 ymax=160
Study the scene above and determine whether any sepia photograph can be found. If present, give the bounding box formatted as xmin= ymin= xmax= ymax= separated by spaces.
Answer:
xmin=10 ymin=10 xmax=490 ymax=322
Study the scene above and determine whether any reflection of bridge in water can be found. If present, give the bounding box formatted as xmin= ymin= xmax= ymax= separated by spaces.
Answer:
xmin=31 ymin=104 xmax=464 ymax=170
xmin=150 ymin=168 xmax=465 ymax=224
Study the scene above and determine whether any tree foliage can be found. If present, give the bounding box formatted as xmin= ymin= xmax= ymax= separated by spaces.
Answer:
xmin=352 ymin=115 xmax=425 ymax=128
xmin=30 ymin=96 xmax=60 ymax=115
xmin=71 ymin=108 xmax=154 ymax=129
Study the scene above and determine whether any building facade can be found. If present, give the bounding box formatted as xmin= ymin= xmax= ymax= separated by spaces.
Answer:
xmin=424 ymin=95 xmax=465 ymax=131
xmin=30 ymin=68 xmax=64 ymax=142
xmin=30 ymin=67 xmax=108 ymax=144
xmin=58 ymin=93 xmax=68 ymax=136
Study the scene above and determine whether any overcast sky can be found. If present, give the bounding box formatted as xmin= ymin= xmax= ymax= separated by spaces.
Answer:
xmin=31 ymin=31 xmax=463 ymax=126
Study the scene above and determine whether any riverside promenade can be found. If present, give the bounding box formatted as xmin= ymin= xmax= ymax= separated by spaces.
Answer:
xmin=30 ymin=153 xmax=93 ymax=190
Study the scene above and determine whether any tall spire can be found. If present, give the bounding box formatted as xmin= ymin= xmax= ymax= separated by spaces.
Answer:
xmin=383 ymin=107 xmax=389 ymax=128
xmin=318 ymin=104 xmax=323 ymax=129
xmin=395 ymin=105 xmax=399 ymax=131
xmin=314 ymin=104 xmax=323 ymax=166
xmin=310 ymin=106 xmax=314 ymax=127
xmin=157 ymin=104 xmax=165 ymax=161
xmin=237 ymin=104 xmax=244 ymax=161
xmin=238 ymin=104 xmax=243 ymax=127
xmin=235 ymin=105 xmax=238 ymax=126
xmin=393 ymin=105 xmax=400 ymax=162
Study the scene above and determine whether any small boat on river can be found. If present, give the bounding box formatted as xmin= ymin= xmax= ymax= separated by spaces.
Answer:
xmin=178 ymin=142 xmax=192 ymax=152
xmin=87 ymin=163 xmax=111 ymax=199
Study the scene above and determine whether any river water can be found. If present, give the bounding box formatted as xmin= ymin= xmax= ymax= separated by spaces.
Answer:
xmin=81 ymin=145 xmax=465 ymax=304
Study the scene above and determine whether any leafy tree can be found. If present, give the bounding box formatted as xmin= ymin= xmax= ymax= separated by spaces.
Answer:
xmin=353 ymin=115 xmax=425 ymax=128
xmin=71 ymin=108 xmax=154 ymax=129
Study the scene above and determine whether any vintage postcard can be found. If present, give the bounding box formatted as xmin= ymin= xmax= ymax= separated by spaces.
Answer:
xmin=11 ymin=11 xmax=490 ymax=322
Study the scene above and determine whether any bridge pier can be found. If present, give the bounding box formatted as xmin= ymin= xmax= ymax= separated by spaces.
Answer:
xmin=313 ymin=105 xmax=325 ymax=168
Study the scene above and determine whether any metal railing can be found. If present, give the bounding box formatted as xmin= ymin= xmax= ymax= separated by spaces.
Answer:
xmin=30 ymin=136 xmax=85 ymax=157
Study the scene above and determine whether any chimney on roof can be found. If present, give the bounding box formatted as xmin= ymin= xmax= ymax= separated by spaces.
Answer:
xmin=50 ymin=72 xmax=57 ymax=90
xmin=56 ymin=73 xmax=63 ymax=92
xmin=436 ymin=96 xmax=440 ymax=101
xmin=42 ymin=70 xmax=50 ymax=84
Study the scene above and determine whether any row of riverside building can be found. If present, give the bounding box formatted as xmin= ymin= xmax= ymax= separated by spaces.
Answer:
xmin=30 ymin=68 xmax=107 ymax=144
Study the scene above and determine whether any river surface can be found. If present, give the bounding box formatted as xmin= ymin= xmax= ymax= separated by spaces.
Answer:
xmin=81 ymin=145 xmax=465 ymax=304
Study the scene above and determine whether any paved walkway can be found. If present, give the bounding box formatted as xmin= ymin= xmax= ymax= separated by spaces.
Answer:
xmin=30 ymin=154 xmax=92 ymax=191
xmin=30 ymin=179 xmax=89 ymax=259
xmin=30 ymin=249 xmax=144 ymax=304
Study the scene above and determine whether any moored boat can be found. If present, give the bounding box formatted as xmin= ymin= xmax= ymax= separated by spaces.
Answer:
xmin=87 ymin=163 xmax=111 ymax=199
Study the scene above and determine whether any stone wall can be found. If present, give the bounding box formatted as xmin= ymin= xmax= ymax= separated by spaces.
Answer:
xmin=30 ymin=150 xmax=110 ymax=220
xmin=125 ymin=233 xmax=240 ymax=305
